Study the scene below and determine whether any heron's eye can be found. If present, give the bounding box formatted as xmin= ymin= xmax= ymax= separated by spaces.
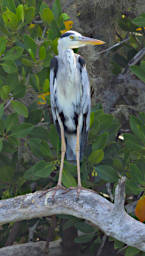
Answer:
xmin=70 ymin=36 xmax=74 ymax=40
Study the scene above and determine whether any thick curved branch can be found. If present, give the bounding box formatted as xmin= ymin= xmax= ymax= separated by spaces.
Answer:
xmin=0 ymin=177 xmax=145 ymax=252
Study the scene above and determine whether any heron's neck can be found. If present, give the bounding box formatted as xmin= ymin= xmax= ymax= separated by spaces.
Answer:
xmin=58 ymin=43 xmax=74 ymax=58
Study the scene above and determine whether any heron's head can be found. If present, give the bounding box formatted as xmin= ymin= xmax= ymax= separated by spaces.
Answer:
xmin=58 ymin=30 xmax=105 ymax=51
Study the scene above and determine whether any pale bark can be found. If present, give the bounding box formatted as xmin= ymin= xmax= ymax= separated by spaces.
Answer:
xmin=0 ymin=177 xmax=145 ymax=252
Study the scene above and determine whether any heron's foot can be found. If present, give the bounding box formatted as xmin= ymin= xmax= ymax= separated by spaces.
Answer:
xmin=62 ymin=185 xmax=84 ymax=200
xmin=51 ymin=184 xmax=66 ymax=202
xmin=39 ymin=184 xmax=65 ymax=199
xmin=76 ymin=185 xmax=84 ymax=200
xmin=62 ymin=186 xmax=76 ymax=194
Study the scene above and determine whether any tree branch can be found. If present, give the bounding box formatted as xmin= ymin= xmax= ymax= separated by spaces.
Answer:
xmin=0 ymin=177 xmax=145 ymax=252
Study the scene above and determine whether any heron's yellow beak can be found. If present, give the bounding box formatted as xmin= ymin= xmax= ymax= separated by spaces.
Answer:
xmin=79 ymin=36 xmax=105 ymax=45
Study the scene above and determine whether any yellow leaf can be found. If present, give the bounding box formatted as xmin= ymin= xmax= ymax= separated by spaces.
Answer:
xmin=60 ymin=29 xmax=67 ymax=34
xmin=135 ymin=195 xmax=145 ymax=222
xmin=64 ymin=20 xmax=73 ymax=30
xmin=28 ymin=23 xmax=35 ymax=29
xmin=37 ymin=92 xmax=50 ymax=105
xmin=136 ymin=27 xmax=145 ymax=31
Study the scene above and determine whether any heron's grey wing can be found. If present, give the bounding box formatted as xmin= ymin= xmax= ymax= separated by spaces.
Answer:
xmin=50 ymin=56 xmax=58 ymax=123
xmin=78 ymin=56 xmax=91 ymax=159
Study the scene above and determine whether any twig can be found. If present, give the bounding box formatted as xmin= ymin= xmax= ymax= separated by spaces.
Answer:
xmin=123 ymin=47 xmax=145 ymax=74
xmin=113 ymin=176 xmax=126 ymax=212
xmin=96 ymin=38 xmax=129 ymax=55
xmin=4 ymin=97 xmax=14 ymax=110
xmin=117 ymin=245 xmax=128 ymax=255
xmin=42 ymin=26 xmax=47 ymax=39
xmin=28 ymin=220 xmax=40 ymax=242
xmin=33 ymin=20 xmax=43 ymax=24
xmin=96 ymin=235 xmax=107 ymax=256
xmin=106 ymin=183 xmax=114 ymax=202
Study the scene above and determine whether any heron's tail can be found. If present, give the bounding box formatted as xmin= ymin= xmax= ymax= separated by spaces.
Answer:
xmin=65 ymin=134 xmax=76 ymax=161
xmin=65 ymin=133 xmax=87 ymax=161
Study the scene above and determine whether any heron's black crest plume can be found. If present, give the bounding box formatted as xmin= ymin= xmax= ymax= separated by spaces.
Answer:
xmin=60 ymin=32 xmax=74 ymax=38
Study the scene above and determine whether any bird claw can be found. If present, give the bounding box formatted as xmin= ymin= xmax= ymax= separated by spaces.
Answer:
xmin=62 ymin=185 xmax=83 ymax=201
xmin=51 ymin=184 xmax=66 ymax=202
xmin=39 ymin=184 xmax=66 ymax=199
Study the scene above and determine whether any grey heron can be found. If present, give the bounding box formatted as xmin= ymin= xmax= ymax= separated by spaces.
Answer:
xmin=50 ymin=30 xmax=105 ymax=193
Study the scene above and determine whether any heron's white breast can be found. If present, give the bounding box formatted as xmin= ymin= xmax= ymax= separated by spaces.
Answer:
xmin=56 ymin=50 xmax=82 ymax=130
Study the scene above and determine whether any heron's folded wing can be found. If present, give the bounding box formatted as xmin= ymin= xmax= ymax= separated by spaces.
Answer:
xmin=78 ymin=56 xmax=91 ymax=132
xmin=50 ymin=56 xmax=58 ymax=123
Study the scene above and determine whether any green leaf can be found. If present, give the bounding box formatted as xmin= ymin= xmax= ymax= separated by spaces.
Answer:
xmin=132 ymin=14 xmax=145 ymax=27
xmin=96 ymin=165 xmax=118 ymax=182
xmin=119 ymin=17 xmax=137 ymax=32
xmin=61 ymin=13 xmax=70 ymax=21
xmin=130 ymin=63 xmax=145 ymax=83
xmin=16 ymin=4 xmax=24 ymax=23
xmin=130 ymin=115 xmax=145 ymax=142
xmin=126 ymin=178 xmax=142 ymax=194
xmin=75 ymin=222 xmax=95 ymax=233
xmin=1 ymin=0 xmax=16 ymax=12
xmin=0 ymin=85 xmax=10 ymax=100
xmin=11 ymin=123 xmax=34 ymax=138
xmin=27 ymin=109 xmax=42 ymax=124
xmin=125 ymin=246 xmax=140 ymax=256
xmin=0 ymin=165 xmax=15 ymax=183
xmin=63 ymin=218 xmax=80 ymax=230
xmin=39 ymin=1 xmax=48 ymax=12
xmin=24 ymin=160 xmax=53 ymax=180
xmin=0 ymin=104 xmax=4 ymax=119
xmin=39 ymin=45 xmax=46 ymax=60
xmin=21 ymin=58 xmax=33 ymax=67
xmin=3 ymin=136 xmax=18 ymax=153
xmin=2 ymin=9 xmax=18 ymax=30
xmin=29 ymin=127 xmax=50 ymax=140
xmin=129 ymin=164 xmax=145 ymax=185
xmin=30 ymin=74 xmax=40 ymax=91
xmin=40 ymin=8 xmax=54 ymax=24
xmin=0 ymin=138 xmax=3 ymax=152
xmin=52 ymin=0 xmax=61 ymax=20
xmin=92 ymin=132 xmax=108 ymax=150
xmin=62 ymin=169 xmax=77 ymax=188
xmin=74 ymin=233 xmax=95 ymax=244
xmin=29 ymin=138 xmax=52 ymax=158
xmin=88 ymin=149 xmax=104 ymax=165
xmin=11 ymin=100 xmax=28 ymax=118
xmin=43 ymin=79 xmax=49 ymax=92
xmin=3 ymin=46 xmax=24 ymax=61
xmin=24 ymin=6 xmax=35 ymax=24
xmin=1 ymin=61 xmax=17 ymax=74
xmin=48 ymin=124 xmax=59 ymax=149
xmin=4 ymin=113 xmax=18 ymax=132
xmin=0 ymin=37 xmax=7 ymax=56
xmin=24 ymin=34 xmax=36 ymax=57
xmin=114 ymin=240 xmax=124 ymax=250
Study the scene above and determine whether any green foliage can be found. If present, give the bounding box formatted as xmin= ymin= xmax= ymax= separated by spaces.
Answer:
xmin=111 ymin=13 xmax=145 ymax=82
xmin=125 ymin=247 xmax=140 ymax=256
xmin=132 ymin=13 xmax=145 ymax=27
xmin=130 ymin=61 xmax=145 ymax=83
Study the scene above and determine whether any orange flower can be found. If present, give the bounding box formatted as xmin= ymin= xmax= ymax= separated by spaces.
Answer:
xmin=135 ymin=195 xmax=145 ymax=222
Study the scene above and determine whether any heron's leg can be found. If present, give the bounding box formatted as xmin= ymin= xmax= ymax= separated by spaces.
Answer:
xmin=57 ymin=116 xmax=66 ymax=186
xmin=76 ymin=124 xmax=81 ymax=188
